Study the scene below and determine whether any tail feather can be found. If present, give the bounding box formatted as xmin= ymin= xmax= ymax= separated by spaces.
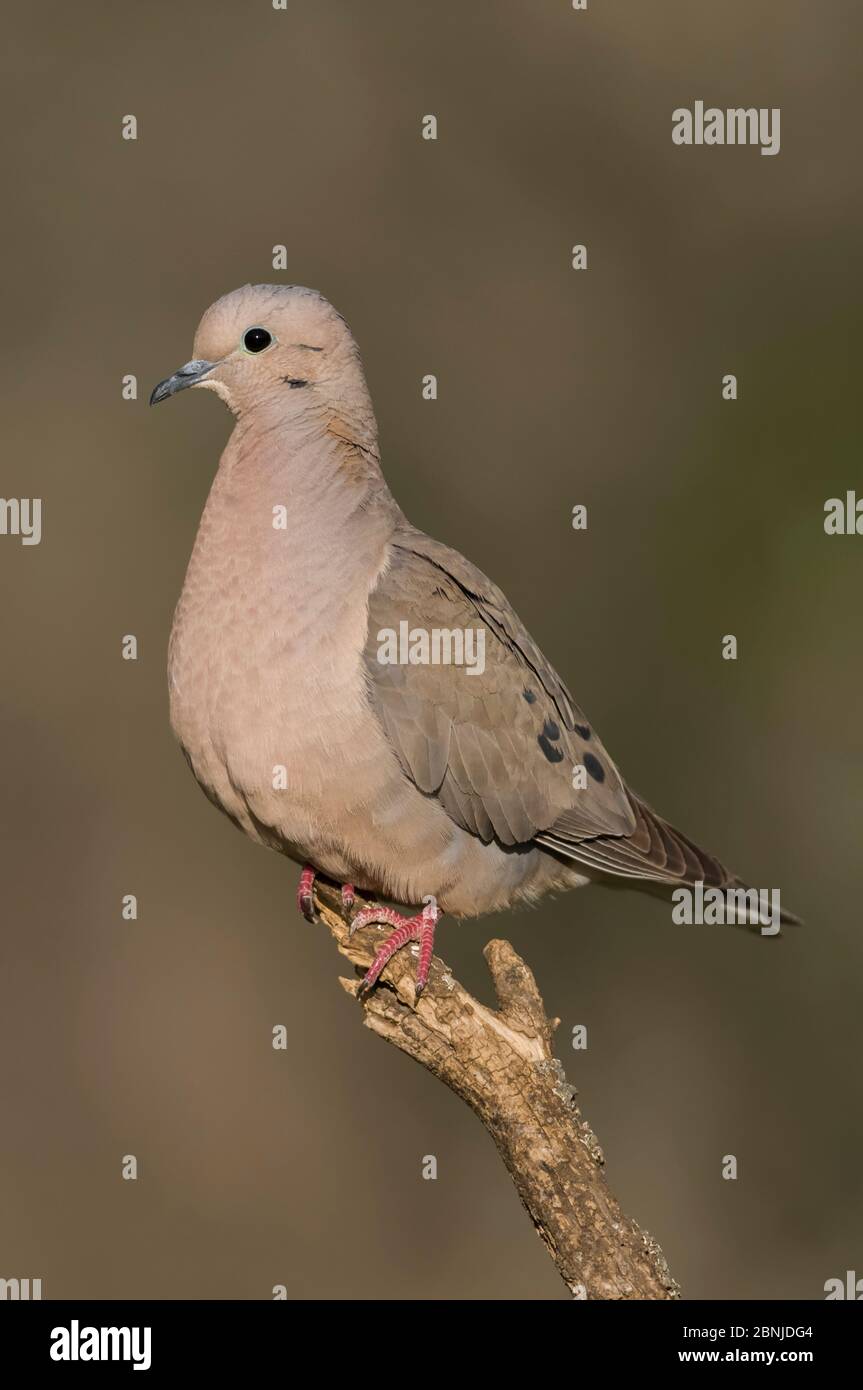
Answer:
xmin=537 ymin=791 xmax=802 ymax=926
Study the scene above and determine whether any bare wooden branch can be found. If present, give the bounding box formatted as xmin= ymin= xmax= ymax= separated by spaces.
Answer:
xmin=313 ymin=882 xmax=680 ymax=1300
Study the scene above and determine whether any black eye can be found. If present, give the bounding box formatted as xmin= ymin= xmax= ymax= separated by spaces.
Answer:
xmin=243 ymin=326 xmax=272 ymax=353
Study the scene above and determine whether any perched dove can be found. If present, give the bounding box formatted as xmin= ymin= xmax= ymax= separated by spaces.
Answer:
xmin=151 ymin=285 xmax=796 ymax=998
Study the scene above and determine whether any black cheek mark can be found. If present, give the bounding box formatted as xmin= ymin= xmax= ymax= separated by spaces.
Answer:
xmin=584 ymin=752 xmax=605 ymax=782
xmin=283 ymin=378 xmax=309 ymax=389
xmin=538 ymin=734 xmax=565 ymax=764
xmin=541 ymin=718 xmax=561 ymax=741
xmin=574 ymin=723 xmax=591 ymax=740
xmin=522 ymin=688 xmax=537 ymax=704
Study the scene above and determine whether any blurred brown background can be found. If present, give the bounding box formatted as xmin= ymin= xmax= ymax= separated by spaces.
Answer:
xmin=1 ymin=0 xmax=860 ymax=1300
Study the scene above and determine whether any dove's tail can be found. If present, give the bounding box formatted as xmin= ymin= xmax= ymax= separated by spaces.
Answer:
xmin=538 ymin=790 xmax=802 ymax=927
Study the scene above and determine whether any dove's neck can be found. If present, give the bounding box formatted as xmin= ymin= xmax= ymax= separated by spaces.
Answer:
xmin=179 ymin=405 xmax=399 ymax=626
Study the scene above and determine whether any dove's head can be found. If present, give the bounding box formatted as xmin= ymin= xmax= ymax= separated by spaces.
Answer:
xmin=150 ymin=284 xmax=366 ymax=419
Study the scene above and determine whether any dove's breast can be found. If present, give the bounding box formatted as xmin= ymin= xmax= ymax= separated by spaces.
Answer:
xmin=168 ymin=471 xmax=400 ymax=864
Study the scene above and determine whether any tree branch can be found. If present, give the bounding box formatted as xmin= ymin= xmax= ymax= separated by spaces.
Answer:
xmin=313 ymin=883 xmax=680 ymax=1300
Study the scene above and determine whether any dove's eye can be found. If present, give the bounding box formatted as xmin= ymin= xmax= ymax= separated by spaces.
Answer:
xmin=243 ymin=327 xmax=273 ymax=354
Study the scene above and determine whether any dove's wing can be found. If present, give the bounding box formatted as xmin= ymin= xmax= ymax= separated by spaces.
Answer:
xmin=363 ymin=528 xmax=636 ymax=848
xmin=363 ymin=528 xmax=774 ymax=905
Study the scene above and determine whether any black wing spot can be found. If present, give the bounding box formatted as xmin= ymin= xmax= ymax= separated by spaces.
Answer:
xmin=541 ymin=718 xmax=561 ymax=741
xmin=538 ymin=733 xmax=565 ymax=764
xmin=575 ymin=723 xmax=591 ymax=740
xmin=523 ymin=688 xmax=537 ymax=704
xmin=584 ymin=752 xmax=605 ymax=782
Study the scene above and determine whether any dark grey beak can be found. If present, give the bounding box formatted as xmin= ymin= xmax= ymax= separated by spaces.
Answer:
xmin=149 ymin=359 xmax=215 ymax=406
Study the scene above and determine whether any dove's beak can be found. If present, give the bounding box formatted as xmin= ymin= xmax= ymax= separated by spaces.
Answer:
xmin=149 ymin=359 xmax=216 ymax=405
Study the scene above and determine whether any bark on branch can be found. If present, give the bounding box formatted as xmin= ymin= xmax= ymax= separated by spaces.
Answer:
xmin=313 ymin=882 xmax=680 ymax=1300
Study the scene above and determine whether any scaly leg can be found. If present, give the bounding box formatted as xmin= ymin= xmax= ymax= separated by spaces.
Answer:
xmin=349 ymin=900 xmax=441 ymax=1000
xmin=297 ymin=865 xmax=355 ymax=925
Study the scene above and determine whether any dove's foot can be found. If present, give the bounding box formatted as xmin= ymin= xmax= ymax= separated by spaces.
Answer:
xmin=350 ymin=900 xmax=441 ymax=1001
xmin=297 ymin=866 xmax=355 ymax=925
xmin=297 ymin=865 xmax=317 ymax=922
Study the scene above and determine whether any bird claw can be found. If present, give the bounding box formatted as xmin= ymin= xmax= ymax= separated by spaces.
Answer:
xmin=351 ymin=901 xmax=441 ymax=1004
xmin=296 ymin=870 xmax=441 ymax=1004
xmin=355 ymin=973 xmax=375 ymax=1003
xmin=298 ymin=868 xmax=356 ymax=927
xmin=297 ymin=866 xmax=317 ymax=923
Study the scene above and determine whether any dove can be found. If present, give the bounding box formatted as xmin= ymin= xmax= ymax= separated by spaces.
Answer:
xmin=151 ymin=284 xmax=797 ymax=999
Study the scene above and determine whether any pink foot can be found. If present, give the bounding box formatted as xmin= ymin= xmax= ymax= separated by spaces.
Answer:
xmin=349 ymin=900 xmax=441 ymax=1001
xmin=297 ymin=865 xmax=355 ymax=925
xmin=297 ymin=866 xmax=316 ymax=922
